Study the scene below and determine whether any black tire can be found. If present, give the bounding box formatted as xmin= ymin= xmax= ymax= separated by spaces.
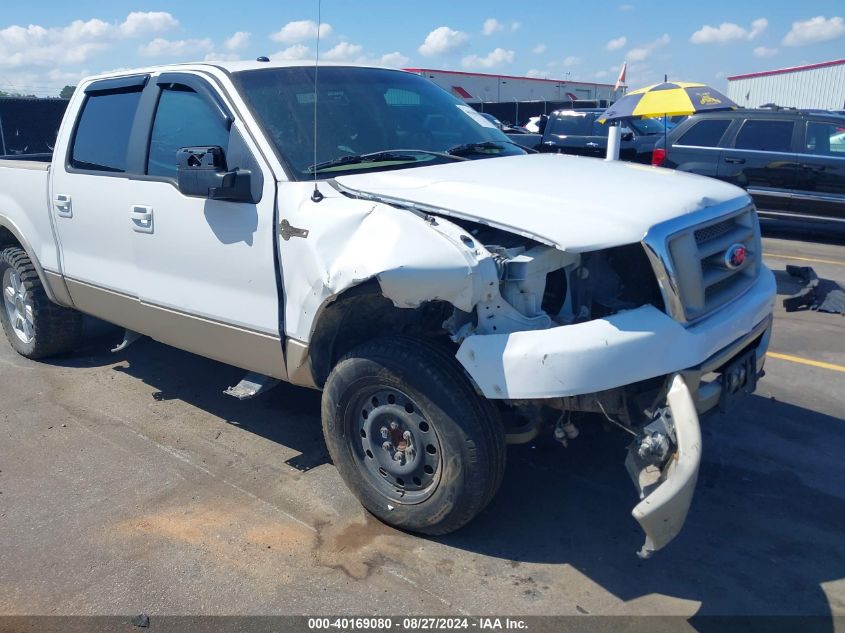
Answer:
xmin=322 ymin=335 xmax=506 ymax=535
xmin=0 ymin=247 xmax=82 ymax=359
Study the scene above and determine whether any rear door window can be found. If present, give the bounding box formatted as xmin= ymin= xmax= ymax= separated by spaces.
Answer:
xmin=734 ymin=120 xmax=794 ymax=152
xmin=676 ymin=119 xmax=731 ymax=147
xmin=70 ymin=88 xmax=143 ymax=172
xmin=549 ymin=114 xmax=591 ymax=136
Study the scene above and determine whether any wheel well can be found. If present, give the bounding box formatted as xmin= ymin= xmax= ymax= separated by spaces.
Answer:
xmin=0 ymin=226 xmax=20 ymax=249
xmin=308 ymin=280 xmax=457 ymax=387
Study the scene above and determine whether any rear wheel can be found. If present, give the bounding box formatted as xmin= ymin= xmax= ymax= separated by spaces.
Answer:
xmin=0 ymin=247 xmax=82 ymax=359
xmin=322 ymin=336 xmax=506 ymax=535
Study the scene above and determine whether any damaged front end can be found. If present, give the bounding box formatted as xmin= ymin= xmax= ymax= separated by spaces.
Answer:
xmin=294 ymin=183 xmax=771 ymax=557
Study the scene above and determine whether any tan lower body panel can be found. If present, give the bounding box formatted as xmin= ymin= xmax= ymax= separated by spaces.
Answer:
xmin=65 ymin=278 xmax=287 ymax=380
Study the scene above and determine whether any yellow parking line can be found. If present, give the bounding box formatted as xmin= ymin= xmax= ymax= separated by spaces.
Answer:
xmin=767 ymin=352 xmax=845 ymax=374
xmin=763 ymin=253 xmax=845 ymax=267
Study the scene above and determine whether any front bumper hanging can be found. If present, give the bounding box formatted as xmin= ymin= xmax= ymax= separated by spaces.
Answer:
xmin=628 ymin=373 xmax=701 ymax=558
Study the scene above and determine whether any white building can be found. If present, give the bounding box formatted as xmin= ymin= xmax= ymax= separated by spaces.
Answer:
xmin=404 ymin=68 xmax=621 ymax=106
xmin=727 ymin=58 xmax=845 ymax=110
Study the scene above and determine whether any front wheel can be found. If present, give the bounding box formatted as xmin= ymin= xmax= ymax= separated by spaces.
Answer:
xmin=322 ymin=336 xmax=506 ymax=535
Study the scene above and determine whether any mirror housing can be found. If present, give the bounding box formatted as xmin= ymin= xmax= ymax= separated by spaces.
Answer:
xmin=176 ymin=146 xmax=255 ymax=203
xmin=621 ymin=131 xmax=634 ymax=142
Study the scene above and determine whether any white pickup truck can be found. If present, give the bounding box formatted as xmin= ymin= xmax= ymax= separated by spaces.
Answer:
xmin=0 ymin=61 xmax=775 ymax=557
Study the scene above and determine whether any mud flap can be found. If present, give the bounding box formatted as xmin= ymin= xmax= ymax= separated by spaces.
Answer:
xmin=630 ymin=373 xmax=701 ymax=558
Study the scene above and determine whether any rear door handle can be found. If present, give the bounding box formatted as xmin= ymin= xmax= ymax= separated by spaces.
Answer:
xmin=585 ymin=142 xmax=600 ymax=148
xmin=130 ymin=205 xmax=154 ymax=234
xmin=54 ymin=194 xmax=72 ymax=218
xmin=724 ymin=157 xmax=746 ymax=164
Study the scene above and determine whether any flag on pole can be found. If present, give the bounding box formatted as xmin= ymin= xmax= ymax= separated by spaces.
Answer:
xmin=614 ymin=62 xmax=627 ymax=92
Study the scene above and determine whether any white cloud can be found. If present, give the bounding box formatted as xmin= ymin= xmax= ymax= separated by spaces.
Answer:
xmin=753 ymin=46 xmax=778 ymax=58
xmin=690 ymin=17 xmax=767 ymax=44
xmin=118 ymin=11 xmax=178 ymax=37
xmin=783 ymin=16 xmax=844 ymax=46
xmin=511 ymin=22 xmax=521 ymax=32
xmin=526 ymin=69 xmax=551 ymax=79
xmin=605 ymin=36 xmax=627 ymax=51
xmin=0 ymin=12 xmax=177 ymax=68
xmin=418 ymin=26 xmax=469 ymax=57
xmin=139 ymin=37 xmax=213 ymax=58
xmin=595 ymin=70 xmax=609 ymax=79
xmin=270 ymin=20 xmax=332 ymax=44
xmin=322 ymin=41 xmax=365 ymax=62
xmin=272 ymin=44 xmax=312 ymax=60
xmin=380 ymin=51 xmax=410 ymax=67
xmin=532 ymin=43 xmax=547 ymax=54
xmin=626 ymin=34 xmax=670 ymax=61
xmin=461 ymin=47 xmax=514 ymax=69
xmin=224 ymin=31 xmax=250 ymax=51
xmin=482 ymin=18 xmax=503 ymax=36
xmin=204 ymin=52 xmax=241 ymax=62
xmin=562 ymin=56 xmax=581 ymax=67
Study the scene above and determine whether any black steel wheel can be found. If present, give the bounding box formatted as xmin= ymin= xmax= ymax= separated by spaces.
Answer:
xmin=322 ymin=336 xmax=506 ymax=535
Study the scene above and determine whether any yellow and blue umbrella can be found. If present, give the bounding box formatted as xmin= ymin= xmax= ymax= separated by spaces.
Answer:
xmin=598 ymin=81 xmax=738 ymax=123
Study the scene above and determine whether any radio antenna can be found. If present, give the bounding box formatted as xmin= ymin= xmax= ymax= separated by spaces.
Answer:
xmin=310 ymin=0 xmax=324 ymax=203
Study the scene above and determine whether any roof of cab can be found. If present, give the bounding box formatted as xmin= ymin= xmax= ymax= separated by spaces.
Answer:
xmin=82 ymin=59 xmax=400 ymax=83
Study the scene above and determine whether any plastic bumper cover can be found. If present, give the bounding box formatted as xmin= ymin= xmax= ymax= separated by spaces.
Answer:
xmin=455 ymin=266 xmax=776 ymax=401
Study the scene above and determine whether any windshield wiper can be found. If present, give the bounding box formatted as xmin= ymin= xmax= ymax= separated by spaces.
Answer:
xmin=308 ymin=149 xmax=465 ymax=173
xmin=447 ymin=140 xmax=535 ymax=156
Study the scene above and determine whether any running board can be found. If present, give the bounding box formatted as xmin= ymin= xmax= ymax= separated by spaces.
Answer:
xmin=224 ymin=372 xmax=280 ymax=400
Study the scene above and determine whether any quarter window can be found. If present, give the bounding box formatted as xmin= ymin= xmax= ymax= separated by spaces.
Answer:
xmin=70 ymin=89 xmax=143 ymax=172
xmin=676 ymin=119 xmax=731 ymax=147
xmin=805 ymin=121 xmax=845 ymax=156
xmin=147 ymin=85 xmax=230 ymax=178
xmin=734 ymin=120 xmax=794 ymax=153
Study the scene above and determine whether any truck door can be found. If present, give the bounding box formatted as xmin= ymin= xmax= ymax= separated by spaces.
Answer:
xmin=50 ymin=76 xmax=148 ymax=322
xmin=792 ymin=119 xmax=845 ymax=222
xmin=126 ymin=73 xmax=285 ymax=378
xmin=718 ymin=117 xmax=800 ymax=214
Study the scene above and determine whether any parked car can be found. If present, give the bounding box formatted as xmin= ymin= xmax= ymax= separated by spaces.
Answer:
xmin=0 ymin=61 xmax=775 ymax=557
xmin=477 ymin=112 xmax=531 ymax=134
xmin=653 ymin=109 xmax=845 ymax=225
xmin=507 ymin=109 xmax=666 ymax=162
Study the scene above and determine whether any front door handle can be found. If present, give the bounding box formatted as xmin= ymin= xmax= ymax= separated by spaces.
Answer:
xmin=585 ymin=142 xmax=600 ymax=148
xmin=54 ymin=194 xmax=72 ymax=218
xmin=724 ymin=157 xmax=746 ymax=164
xmin=130 ymin=205 xmax=154 ymax=234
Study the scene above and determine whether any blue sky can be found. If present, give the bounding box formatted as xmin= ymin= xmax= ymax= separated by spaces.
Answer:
xmin=1 ymin=0 xmax=844 ymax=96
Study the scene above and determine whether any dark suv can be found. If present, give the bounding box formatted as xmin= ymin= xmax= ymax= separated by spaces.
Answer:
xmin=653 ymin=109 xmax=845 ymax=225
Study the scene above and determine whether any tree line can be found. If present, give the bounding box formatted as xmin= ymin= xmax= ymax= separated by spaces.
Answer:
xmin=0 ymin=85 xmax=76 ymax=99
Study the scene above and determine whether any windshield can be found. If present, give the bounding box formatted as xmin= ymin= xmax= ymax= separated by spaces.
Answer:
xmin=628 ymin=117 xmax=666 ymax=135
xmin=234 ymin=66 xmax=524 ymax=178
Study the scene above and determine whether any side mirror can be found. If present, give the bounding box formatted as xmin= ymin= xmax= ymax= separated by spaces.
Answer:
xmin=621 ymin=131 xmax=634 ymax=142
xmin=176 ymin=146 xmax=255 ymax=203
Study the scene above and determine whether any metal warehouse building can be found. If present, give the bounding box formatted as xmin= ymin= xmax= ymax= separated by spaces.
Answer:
xmin=727 ymin=58 xmax=845 ymax=110
xmin=405 ymin=68 xmax=621 ymax=106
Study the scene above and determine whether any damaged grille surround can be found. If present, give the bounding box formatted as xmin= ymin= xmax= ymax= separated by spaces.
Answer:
xmin=642 ymin=200 xmax=761 ymax=326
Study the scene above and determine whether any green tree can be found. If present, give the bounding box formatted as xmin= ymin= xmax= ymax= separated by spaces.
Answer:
xmin=59 ymin=85 xmax=76 ymax=99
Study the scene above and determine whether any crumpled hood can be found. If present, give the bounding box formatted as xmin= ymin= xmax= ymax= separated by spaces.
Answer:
xmin=334 ymin=153 xmax=750 ymax=251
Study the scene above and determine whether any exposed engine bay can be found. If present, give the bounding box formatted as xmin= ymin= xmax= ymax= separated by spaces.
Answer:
xmin=439 ymin=218 xmax=665 ymax=344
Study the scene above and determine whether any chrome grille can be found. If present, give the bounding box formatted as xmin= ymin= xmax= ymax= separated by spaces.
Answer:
xmin=643 ymin=203 xmax=761 ymax=325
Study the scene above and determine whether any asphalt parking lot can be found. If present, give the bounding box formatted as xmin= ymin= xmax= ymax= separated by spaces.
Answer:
xmin=0 ymin=231 xmax=843 ymax=623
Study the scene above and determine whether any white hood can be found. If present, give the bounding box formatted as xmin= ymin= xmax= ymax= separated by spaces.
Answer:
xmin=334 ymin=153 xmax=750 ymax=251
